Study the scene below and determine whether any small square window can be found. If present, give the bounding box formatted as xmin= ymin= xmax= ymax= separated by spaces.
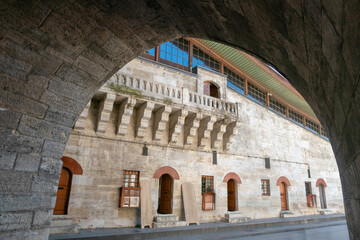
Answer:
xmin=261 ymin=179 xmax=270 ymax=196
xmin=122 ymin=170 xmax=140 ymax=187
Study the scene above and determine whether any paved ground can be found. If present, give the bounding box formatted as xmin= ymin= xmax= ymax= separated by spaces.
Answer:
xmin=151 ymin=220 xmax=349 ymax=240
xmin=50 ymin=214 xmax=347 ymax=240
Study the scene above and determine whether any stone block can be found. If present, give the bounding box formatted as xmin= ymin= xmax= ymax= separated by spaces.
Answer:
xmin=0 ymin=211 xmax=33 ymax=231
xmin=45 ymin=106 xmax=78 ymax=127
xmin=39 ymin=157 xmax=63 ymax=176
xmin=0 ymin=150 xmax=16 ymax=170
xmin=0 ymin=90 xmax=48 ymax=118
xmin=0 ymin=127 xmax=44 ymax=154
xmin=33 ymin=209 xmax=53 ymax=226
xmin=42 ymin=140 xmax=66 ymax=159
xmin=0 ymin=170 xmax=32 ymax=192
xmin=40 ymin=90 xmax=85 ymax=114
xmin=48 ymin=77 xmax=91 ymax=103
xmin=0 ymin=37 xmax=63 ymax=74
xmin=18 ymin=115 xmax=70 ymax=144
xmin=14 ymin=154 xmax=41 ymax=172
xmin=74 ymin=55 xmax=107 ymax=80
xmin=54 ymin=63 xmax=96 ymax=89
xmin=0 ymin=193 xmax=54 ymax=212
xmin=0 ymin=109 xmax=21 ymax=129
xmin=31 ymin=173 xmax=59 ymax=193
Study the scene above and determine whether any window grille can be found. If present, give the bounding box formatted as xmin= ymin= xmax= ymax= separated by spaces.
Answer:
xmin=159 ymin=38 xmax=189 ymax=69
xmin=289 ymin=109 xmax=304 ymax=125
xmin=224 ymin=66 xmax=245 ymax=94
xmin=321 ymin=127 xmax=328 ymax=138
xmin=122 ymin=170 xmax=140 ymax=187
xmin=193 ymin=46 xmax=220 ymax=72
xmin=202 ymin=176 xmax=215 ymax=210
xmin=305 ymin=182 xmax=312 ymax=195
xmin=120 ymin=170 xmax=141 ymax=208
xmin=261 ymin=179 xmax=270 ymax=196
xmin=269 ymin=97 xmax=286 ymax=116
xmin=202 ymin=176 xmax=214 ymax=193
xmin=306 ymin=119 xmax=320 ymax=134
xmin=248 ymin=82 xmax=266 ymax=105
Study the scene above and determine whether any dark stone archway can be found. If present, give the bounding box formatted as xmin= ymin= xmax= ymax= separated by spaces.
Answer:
xmin=0 ymin=1 xmax=358 ymax=239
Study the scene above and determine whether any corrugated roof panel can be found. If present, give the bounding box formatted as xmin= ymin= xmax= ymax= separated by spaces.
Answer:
xmin=197 ymin=39 xmax=316 ymax=118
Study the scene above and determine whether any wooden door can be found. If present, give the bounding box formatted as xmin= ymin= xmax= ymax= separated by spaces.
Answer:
xmin=158 ymin=174 xmax=172 ymax=214
xmin=280 ymin=182 xmax=288 ymax=210
xmin=54 ymin=167 xmax=72 ymax=215
xmin=227 ymin=179 xmax=236 ymax=211
xmin=319 ymin=184 xmax=327 ymax=209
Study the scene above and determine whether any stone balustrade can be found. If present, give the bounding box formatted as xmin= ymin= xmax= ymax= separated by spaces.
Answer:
xmin=110 ymin=73 xmax=183 ymax=104
xmin=187 ymin=91 xmax=237 ymax=116
xmin=109 ymin=73 xmax=238 ymax=117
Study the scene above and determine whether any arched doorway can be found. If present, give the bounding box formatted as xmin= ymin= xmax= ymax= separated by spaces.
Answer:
xmin=53 ymin=167 xmax=72 ymax=215
xmin=316 ymin=178 xmax=328 ymax=209
xmin=319 ymin=184 xmax=327 ymax=209
xmin=279 ymin=182 xmax=288 ymax=211
xmin=223 ymin=172 xmax=241 ymax=211
xmin=227 ymin=179 xmax=237 ymax=211
xmin=276 ymin=176 xmax=291 ymax=211
xmin=204 ymin=81 xmax=219 ymax=98
xmin=53 ymin=157 xmax=83 ymax=215
xmin=158 ymin=174 xmax=173 ymax=214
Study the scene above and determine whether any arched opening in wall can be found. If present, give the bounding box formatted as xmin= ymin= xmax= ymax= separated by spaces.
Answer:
xmin=319 ymin=184 xmax=327 ymax=209
xmin=204 ymin=81 xmax=219 ymax=98
xmin=53 ymin=157 xmax=83 ymax=215
xmin=279 ymin=182 xmax=288 ymax=211
xmin=54 ymin=167 xmax=72 ymax=215
xmin=277 ymin=177 xmax=290 ymax=211
xmin=158 ymin=174 xmax=173 ymax=214
xmin=227 ymin=179 xmax=237 ymax=211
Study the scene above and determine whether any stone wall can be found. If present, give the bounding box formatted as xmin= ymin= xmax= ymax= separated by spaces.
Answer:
xmin=60 ymin=58 xmax=344 ymax=229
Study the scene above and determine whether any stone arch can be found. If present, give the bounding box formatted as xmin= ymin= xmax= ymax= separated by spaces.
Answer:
xmin=276 ymin=176 xmax=291 ymax=186
xmin=223 ymin=172 xmax=242 ymax=184
xmin=61 ymin=156 xmax=83 ymax=175
xmin=0 ymin=1 xmax=359 ymax=239
xmin=153 ymin=166 xmax=180 ymax=180
xmin=316 ymin=178 xmax=328 ymax=188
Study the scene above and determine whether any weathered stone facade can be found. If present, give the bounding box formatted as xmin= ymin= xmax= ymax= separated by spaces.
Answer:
xmin=0 ymin=1 xmax=358 ymax=239
xmin=58 ymin=58 xmax=344 ymax=230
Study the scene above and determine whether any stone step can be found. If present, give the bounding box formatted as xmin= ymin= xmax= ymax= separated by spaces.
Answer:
xmin=50 ymin=224 xmax=79 ymax=235
xmin=154 ymin=214 xmax=179 ymax=222
xmin=225 ymin=212 xmax=246 ymax=219
xmin=50 ymin=218 xmax=73 ymax=227
xmin=319 ymin=209 xmax=333 ymax=215
xmin=280 ymin=211 xmax=295 ymax=218
xmin=153 ymin=221 xmax=187 ymax=228
xmin=225 ymin=217 xmax=250 ymax=223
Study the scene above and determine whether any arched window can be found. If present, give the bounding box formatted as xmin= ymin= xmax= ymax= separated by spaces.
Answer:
xmin=204 ymin=81 xmax=220 ymax=98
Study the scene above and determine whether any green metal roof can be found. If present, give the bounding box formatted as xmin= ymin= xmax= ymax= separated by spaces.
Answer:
xmin=197 ymin=39 xmax=317 ymax=119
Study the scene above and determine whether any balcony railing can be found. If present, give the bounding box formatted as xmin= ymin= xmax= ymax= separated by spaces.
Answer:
xmin=109 ymin=73 xmax=238 ymax=117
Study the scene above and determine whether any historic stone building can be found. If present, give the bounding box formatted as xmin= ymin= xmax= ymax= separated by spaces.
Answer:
xmin=51 ymin=38 xmax=344 ymax=233
xmin=1 ymin=2 xmax=359 ymax=239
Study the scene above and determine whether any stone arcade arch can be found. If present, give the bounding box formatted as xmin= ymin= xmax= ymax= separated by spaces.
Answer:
xmin=0 ymin=1 xmax=359 ymax=239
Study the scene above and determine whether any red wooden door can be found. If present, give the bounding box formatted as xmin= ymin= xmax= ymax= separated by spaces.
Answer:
xmin=227 ymin=179 xmax=236 ymax=211
xmin=280 ymin=182 xmax=288 ymax=210
xmin=158 ymin=174 xmax=172 ymax=214
xmin=54 ymin=167 xmax=72 ymax=215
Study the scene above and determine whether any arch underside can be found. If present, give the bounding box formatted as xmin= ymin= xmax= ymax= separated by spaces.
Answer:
xmin=0 ymin=1 xmax=359 ymax=239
